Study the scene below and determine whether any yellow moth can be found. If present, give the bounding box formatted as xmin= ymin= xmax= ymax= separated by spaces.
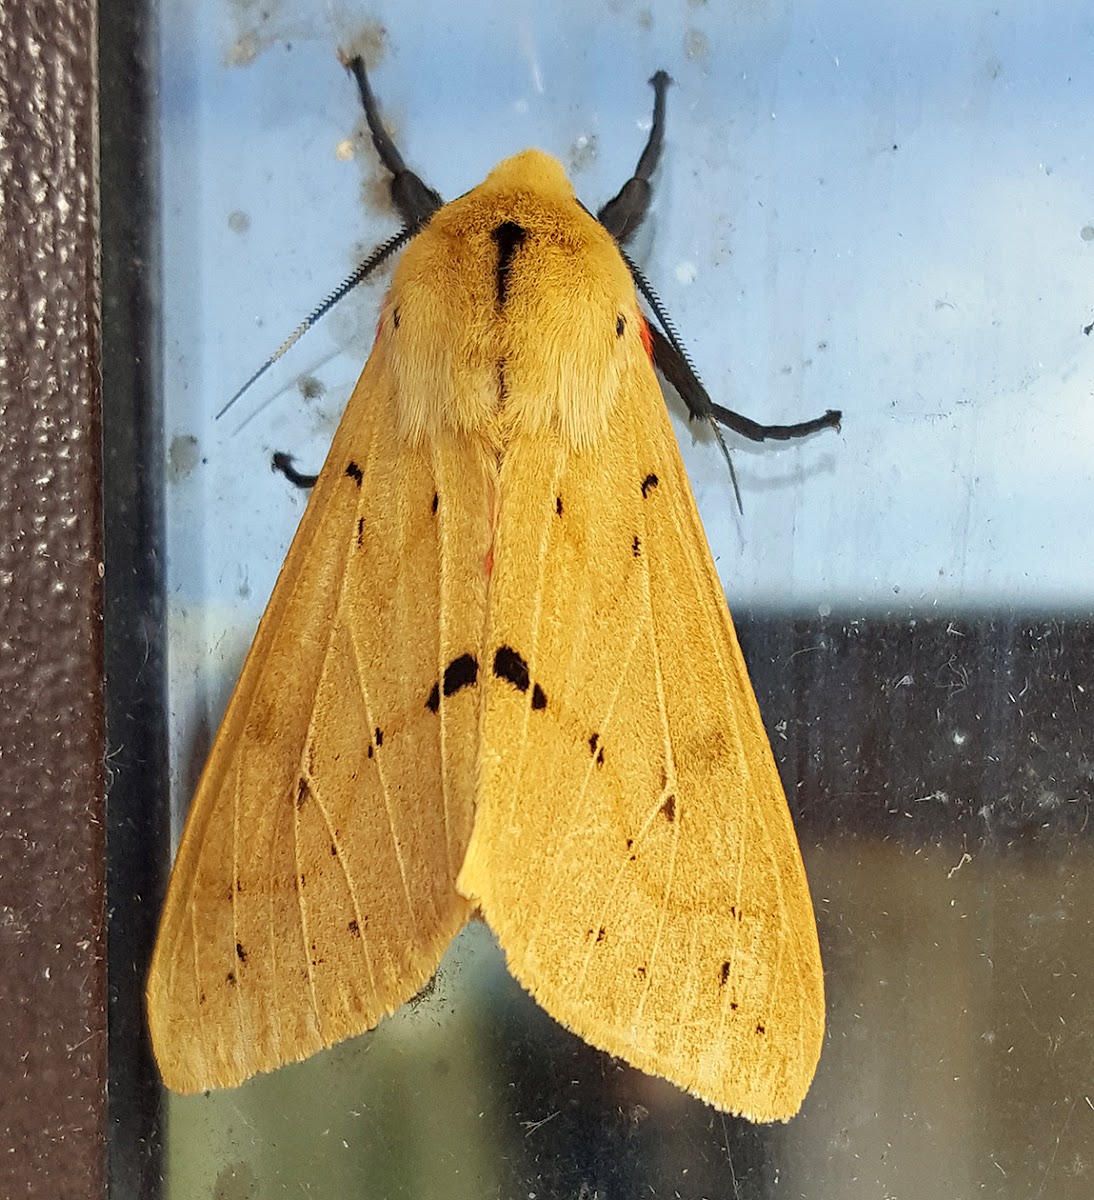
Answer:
xmin=148 ymin=58 xmax=839 ymax=1122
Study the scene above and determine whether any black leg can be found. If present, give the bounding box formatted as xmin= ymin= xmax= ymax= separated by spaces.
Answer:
xmin=649 ymin=325 xmax=841 ymax=440
xmin=597 ymin=71 xmax=672 ymax=244
xmin=343 ymin=55 xmax=444 ymax=230
xmin=271 ymin=452 xmax=318 ymax=490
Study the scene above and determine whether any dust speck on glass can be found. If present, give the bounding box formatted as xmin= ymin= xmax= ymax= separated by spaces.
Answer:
xmin=152 ymin=1 xmax=1094 ymax=1196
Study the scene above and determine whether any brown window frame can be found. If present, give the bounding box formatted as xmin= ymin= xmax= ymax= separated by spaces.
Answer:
xmin=1 ymin=3 xmax=167 ymax=1197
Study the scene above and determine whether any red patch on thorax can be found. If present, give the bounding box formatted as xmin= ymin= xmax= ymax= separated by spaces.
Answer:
xmin=638 ymin=312 xmax=654 ymax=362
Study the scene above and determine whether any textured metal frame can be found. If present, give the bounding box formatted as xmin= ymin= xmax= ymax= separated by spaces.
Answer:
xmin=0 ymin=1 xmax=167 ymax=1196
xmin=0 ymin=0 xmax=108 ymax=1195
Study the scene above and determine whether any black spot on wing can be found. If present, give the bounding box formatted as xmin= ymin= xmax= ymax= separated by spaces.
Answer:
xmin=427 ymin=654 xmax=480 ymax=712
xmin=531 ymin=683 xmax=547 ymax=710
xmin=236 ymin=943 xmax=247 ymax=963
xmin=640 ymin=473 xmax=658 ymax=498
xmin=444 ymin=653 xmax=478 ymax=697
xmin=374 ymin=727 xmax=383 ymax=747
xmin=556 ymin=496 xmax=563 ymax=516
xmin=492 ymin=221 xmax=527 ymax=308
xmin=431 ymin=492 xmax=438 ymax=515
xmin=588 ymin=732 xmax=599 ymax=753
xmin=348 ymin=919 xmax=360 ymax=937
xmin=296 ymin=779 xmax=309 ymax=809
xmin=719 ymin=961 xmax=730 ymax=986
xmin=632 ymin=534 xmax=641 ymax=557
xmin=616 ymin=314 xmax=626 ymax=336
xmin=357 ymin=517 xmax=365 ymax=547
xmin=345 ymin=461 xmax=363 ymax=487
xmin=493 ymin=646 xmax=530 ymax=692
xmin=660 ymin=794 xmax=676 ymax=822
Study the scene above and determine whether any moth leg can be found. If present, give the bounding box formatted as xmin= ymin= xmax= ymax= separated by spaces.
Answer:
xmin=597 ymin=70 xmax=672 ymax=244
xmin=648 ymin=324 xmax=842 ymax=441
xmin=343 ymin=55 xmax=444 ymax=230
xmin=271 ymin=451 xmax=318 ymax=490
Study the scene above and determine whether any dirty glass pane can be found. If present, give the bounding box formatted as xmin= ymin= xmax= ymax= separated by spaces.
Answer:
xmin=145 ymin=2 xmax=1094 ymax=1197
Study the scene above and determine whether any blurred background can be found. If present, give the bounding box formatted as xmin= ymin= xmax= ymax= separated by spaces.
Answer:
xmin=139 ymin=2 xmax=1094 ymax=1196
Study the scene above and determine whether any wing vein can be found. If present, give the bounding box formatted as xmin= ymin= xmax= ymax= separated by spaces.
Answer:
xmin=500 ymin=450 xmax=567 ymax=835
xmin=658 ymin=474 xmax=757 ymax=1046
xmin=291 ymin=776 xmax=322 ymax=1029
xmin=573 ymin=610 xmax=677 ymax=990
xmin=629 ymin=601 xmax=682 ymax=1033
xmin=661 ymin=464 xmax=804 ymax=1041
xmin=187 ymin=881 xmax=206 ymax=1076
xmin=344 ymin=619 xmax=418 ymax=927
xmin=671 ymin=917 xmax=703 ymax=1060
xmin=230 ymin=760 xmax=247 ymax=1040
xmin=432 ymin=444 xmax=458 ymax=880
xmin=530 ymin=608 xmax=648 ymax=972
xmin=306 ymin=767 xmax=381 ymax=999
xmin=266 ymin=776 xmax=290 ymax=1067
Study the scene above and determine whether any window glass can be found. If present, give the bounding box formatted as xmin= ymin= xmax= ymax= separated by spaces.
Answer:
xmin=153 ymin=3 xmax=1094 ymax=1196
